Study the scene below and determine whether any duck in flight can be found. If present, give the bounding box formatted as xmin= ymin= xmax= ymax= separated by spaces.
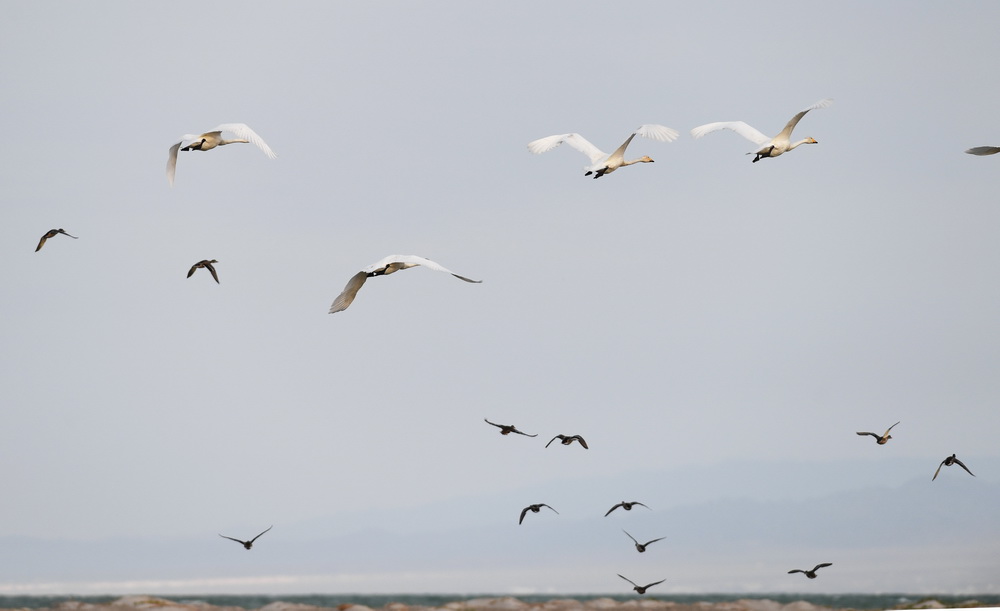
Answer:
xmin=605 ymin=501 xmax=650 ymax=516
xmin=617 ymin=574 xmax=665 ymax=594
xmin=219 ymin=525 xmax=272 ymax=550
xmin=856 ymin=421 xmax=900 ymax=445
xmin=788 ymin=563 xmax=832 ymax=579
xmin=519 ymin=503 xmax=558 ymax=524
xmin=484 ymin=418 xmax=537 ymax=437
xmin=622 ymin=530 xmax=665 ymax=553
xmin=167 ymin=123 xmax=276 ymax=186
xmin=932 ymin=454 xmax=975 ymax=481
xmin=35 ymin=228 xmax=78 ymax=252
xmin=187 ymin=259 xmax=220 ymax=284
xmin=329 ymin=255 xmax=481 ymax=313
xmin=545 ymin=434 xmax=588 ymax=449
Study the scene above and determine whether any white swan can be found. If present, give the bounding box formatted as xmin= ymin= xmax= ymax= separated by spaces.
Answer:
xmin=691 ymin=99 xmax=833 ymax=162
xmin=329 ymin=255 xmax=482 ymax=314
xmin=528 ymin=124 xmax=679 ymax=178
xmin=166 ymin=123 xmax=277 ymax=186
xmin=965 ymin=146 xmax=1000 ymax=156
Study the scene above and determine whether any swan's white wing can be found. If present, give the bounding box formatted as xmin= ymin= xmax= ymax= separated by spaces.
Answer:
xmin=362 ymin=254 xmax=482 ymax=283
xmin=213 ymin=123 xmax=278 ymax=159
xmin=776 ymin=98 xmax=833 ymax=140
xmin=966 ymin=146 xmax=1000 ymax=156
xmin=329 ymin=271 xmax=368 ymax=314
xmin=633 ymin=124 xmax=680 ymax=143
xmin=166 ymin=142 xmax=181 ymax=186
xmin=690 ymin=121 xmax=771 ymax=146
xmin=527 ymin=133 xmax=607 ymax=164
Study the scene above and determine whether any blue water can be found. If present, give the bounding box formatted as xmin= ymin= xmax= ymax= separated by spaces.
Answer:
xmin=2 ymin=594 xmax=1000 ymax=610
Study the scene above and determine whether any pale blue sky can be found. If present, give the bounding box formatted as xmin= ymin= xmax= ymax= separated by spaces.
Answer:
xmin=1 ymin=0 xmax=999 ymax=596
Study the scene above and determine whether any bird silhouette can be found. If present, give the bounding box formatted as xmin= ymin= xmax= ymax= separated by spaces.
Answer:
xmin=932 ymin=454 xmax=975 ymax=481
xmin=545 ymin=434 xmax=588 ymax=449
xmin=528 ymin=124 xmax=679 ymax=179
xmin=187 ymin=259 xmax=220 ymax=284
xmin=788 ymin=563 xmax=832 ymax=579
xmin=484 ymin=418 xmax=537 ymax=437
xmin=605 ymin=501 xmax=650 ymax=516
xmin=618 ymin=574 xmax=665 ymax=594
xmin=622 ymin=530 xmax=665 ymax=553
xmin=518 ymin=503 xmax=558 ymax=525
xmin=219 ymin=525 xmax=272 ymax=550
xmin=856 ymin=421 xmax=900 ymax=445
xmin=35 ymin=228 xmax=78 ymax=252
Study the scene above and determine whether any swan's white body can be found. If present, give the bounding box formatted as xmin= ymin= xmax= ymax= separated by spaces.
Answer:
xmin=965 ymin=146 xmax=1000 ymax=156
xmin=691 ymin=99 xmax=833 ymax=162
xmin=528 ymin=124 xmax=679 ymax=178
xmin=329 ymin=255 xmax=481 ymax=314
xmin=166 ymin=123 xmax=277 ymax=186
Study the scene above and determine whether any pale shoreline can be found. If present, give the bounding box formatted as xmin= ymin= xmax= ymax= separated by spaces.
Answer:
xmin=0 ymin=594 xmax=992 ymax=611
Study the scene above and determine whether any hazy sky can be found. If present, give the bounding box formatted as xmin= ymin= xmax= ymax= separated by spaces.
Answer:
xmin=2 ymin=0 xmax=1000 ymax=597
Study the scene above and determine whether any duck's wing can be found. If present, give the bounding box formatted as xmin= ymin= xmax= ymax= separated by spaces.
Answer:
xmin=518 ymin=506 xmax=530 ymax=524
xmin=249 ymin=525 xmax=273 ymax=543
xmin=514 ymin=428 xmax=538 ymax=437
xmin=484 ymin=418 xmax=503 ymax=429
xmin=644 ymin=536 xmax=666 ymax=546
xmin=856 ymin=431 xmax=877 ymax=438
xmin=205 ymin=261 xmax=220 ymax=284
xmin=965 ymin=146 xmax=1000 ymax=156
xmin=213 ymin=123 xmax=278 ymax=158
xmin=883 ymin=421 xmax=901 ymax=436
xmin=545 ymin=435 xmax=560 ymax=448
xmin=633 ymin=502 xmax=650 ymax=510
xmin=644 ymin=579 xmax=666 ymax=589
xmin=605 ymin=503 xmax=623 ymax=517
xmin=541 ymin=503 xmax=558 ymax=514
xmin=573 ymin=435 xmax=589 ymax=449
xmin=775 ymin=98 xmax=833 ymax=141
xmin=329 ymin=271 xmax=368 ymax=314
xmin=219 ymin=534 xmax=247 ymax=545
xmin=622 ymin=530 xmax=638 ymax=544
xmin=528 ymin=133 xmax=608 ymax=164
xmin=952 ymin=457 xmax=975 ymax=477
xmin=187 ymin=263 xmax=200 ymax=278
xmin=617 ymin=574 xmax=639 ymax=588
xmin=812 ymin=563 xmax=832 ymax=571
xmin=932 ymin=459 xmax=947 ymax=481
xmin=787 ymin=569 xmax=805 ymax=574
xmin=691 ymin=121 xmax=771 ymax=146
xmin=35 ymin=232 xmax=52 ymax=252
xmin=166 ymin=142 xmax=182 ymax=186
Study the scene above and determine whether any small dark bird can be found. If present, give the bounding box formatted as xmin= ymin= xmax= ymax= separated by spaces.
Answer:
xmin=623 ymin=530 xmax=665 ymax=553
xmin=519 ymin=503 xmax=558 ymax=524
xmin=545 ymin=434 xmax=588 ymax=449
xmin=219 ymin=525 xmax=272 ymax=550
xmin=856 ymin=421 xmax=900 ymax=445
xmin=932 ymin=454 xmax=975 ymax=481
xmin=188 ymin=259 xmax=220 ymax=283
xmin=788 ymin=563 xmax=832 ymax=579
xmin=35 ymin=228 xmax=78 ymax=252
xmin=484 ymin=418 xmax=537 ymax=437
xmin=605 ymin=501 xmax=650 ymax=516
xmin=618 ymin=574 xmax=665 ymax=594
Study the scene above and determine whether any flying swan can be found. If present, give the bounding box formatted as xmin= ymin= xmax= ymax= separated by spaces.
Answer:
xmin=691 ymin=99 xmax=833 ymax=162
xmin=166 ymin=123 xmax=277 ymax=186
xmin=329 ymin=255 xmax=481 ymax=314
xmin=528 ymin=124 xmax=679 ymax=178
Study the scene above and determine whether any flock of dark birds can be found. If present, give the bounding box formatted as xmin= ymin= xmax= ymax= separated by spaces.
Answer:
xmin=29 ymin=104 xmax=986 ymax=595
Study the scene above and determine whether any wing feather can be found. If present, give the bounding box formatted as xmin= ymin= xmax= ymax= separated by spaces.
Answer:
xmin=776 ymin=98 xmax=833 ymax=140
xmin=167 ymin=142 xmax=181 ymax=186
xmin=329 ymin=271 xmax=368 ymax=313
xmin=213 ymin=123 xmax=278 ymax=158
xmin=966 ymin=146 xmax=1000 ymax=156
xmin=528 ymin=133 xmax=608 ymax=164
xmin=691 ymin=121 xmax=771 ymax=145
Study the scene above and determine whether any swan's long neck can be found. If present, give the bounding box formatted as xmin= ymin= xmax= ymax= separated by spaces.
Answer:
xmin=786 ymin=139 xmax=814 ymax=151
xmin=218 ymin=138 xmax=250 ymax=146
xmin=621 ymin=157 xmax=654 ymax=167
